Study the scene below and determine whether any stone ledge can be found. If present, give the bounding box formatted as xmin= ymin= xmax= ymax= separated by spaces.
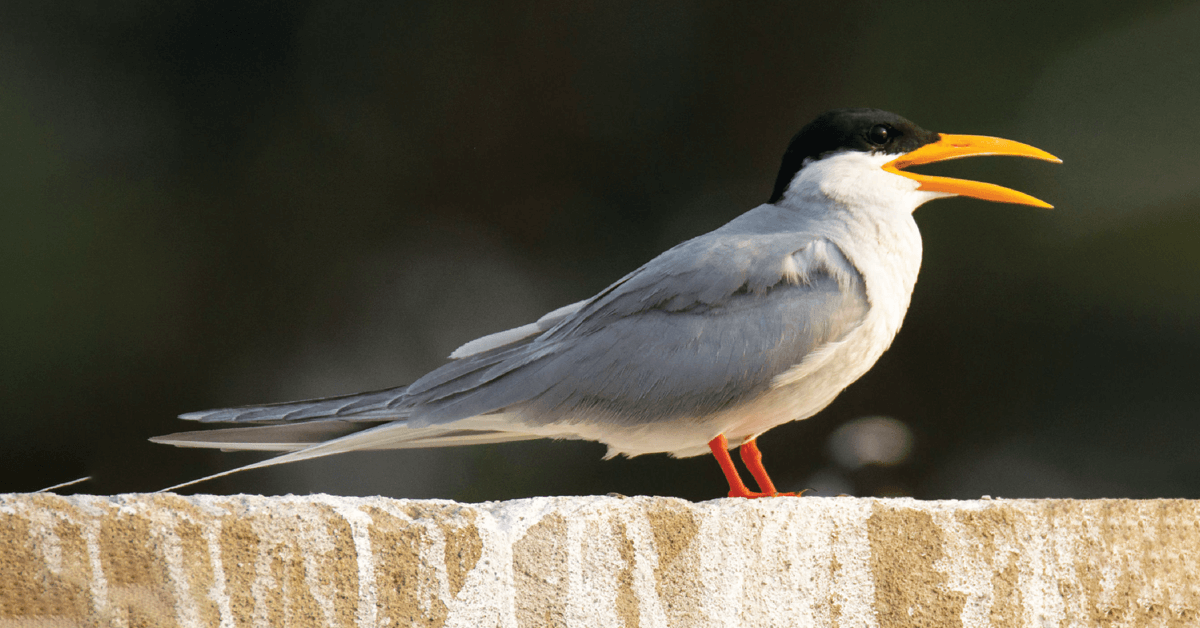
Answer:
xmin=1 ymin=494 xmax=1197 ymax=627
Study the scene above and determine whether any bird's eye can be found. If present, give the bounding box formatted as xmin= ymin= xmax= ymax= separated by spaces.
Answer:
xmin=868 ymin=124 xmax=891 ymax=145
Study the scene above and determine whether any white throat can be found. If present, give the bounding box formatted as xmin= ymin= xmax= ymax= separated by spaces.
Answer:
xmin=781 ymin=151 xmax=948 ymax=215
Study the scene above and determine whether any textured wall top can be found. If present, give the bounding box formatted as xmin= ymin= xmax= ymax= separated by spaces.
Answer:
xmin=1 ymin=493 xmax=1197 ymax=627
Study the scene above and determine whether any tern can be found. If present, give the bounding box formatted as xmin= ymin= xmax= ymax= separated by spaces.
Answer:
xmin=154 ymin=108 xmax=1059 ymax=497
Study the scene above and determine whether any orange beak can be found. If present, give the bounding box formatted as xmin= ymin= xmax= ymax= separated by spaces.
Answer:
xmin=883 ymin=134 xmax=1061 ymax=208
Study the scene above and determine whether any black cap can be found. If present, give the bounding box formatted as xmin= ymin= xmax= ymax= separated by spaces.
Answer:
xmin=769 ymin=108 xmax=941 ymax=203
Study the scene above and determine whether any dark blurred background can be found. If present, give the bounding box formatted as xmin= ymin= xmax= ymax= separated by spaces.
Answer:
xmin=5 ymin=1 xmax=1200 ymax=501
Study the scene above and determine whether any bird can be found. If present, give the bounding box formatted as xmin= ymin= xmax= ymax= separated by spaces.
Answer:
xmin=153 ymin=108 xmax=1060 ymax=497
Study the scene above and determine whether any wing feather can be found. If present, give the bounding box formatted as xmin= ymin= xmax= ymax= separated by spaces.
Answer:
xmin=182 ymin=386 xmax=410 ymax=424
xmin=401 ymin=232 xmax=868 ymax=428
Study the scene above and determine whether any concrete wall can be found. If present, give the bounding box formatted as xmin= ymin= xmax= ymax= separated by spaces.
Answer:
xmin=1 ymin=493 xmax=1197 ymax=627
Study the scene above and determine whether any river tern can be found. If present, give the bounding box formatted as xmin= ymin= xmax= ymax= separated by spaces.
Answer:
xmin=154 ymin=108 xmax=1059 ymax=496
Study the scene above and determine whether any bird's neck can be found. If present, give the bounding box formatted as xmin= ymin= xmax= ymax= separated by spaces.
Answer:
xmin=832 ymin=202 xmax=924 ymax=316
xmin=780 ymin=190 xmax=925 ymax=338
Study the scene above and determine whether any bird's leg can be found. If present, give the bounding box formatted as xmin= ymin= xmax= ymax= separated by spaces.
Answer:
xmin=738 ymin=438 xmax=777 ymax=494
xmin=708 ymin=434 xmax=757 ymax=498
xmin=708 ymin=434 xmax=773 ymax=498
xmin=738 ymin=439 xmax=796 ymax=496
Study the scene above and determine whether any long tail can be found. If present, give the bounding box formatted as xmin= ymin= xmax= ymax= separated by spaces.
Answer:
xmin=154 ymin=384 xmax=540 ymax=492
xmin=154 ymin=418 xmax=541 ymax=492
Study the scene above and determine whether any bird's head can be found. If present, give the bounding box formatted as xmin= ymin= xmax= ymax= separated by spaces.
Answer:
xmin=770 ymin=108 xmax=1060 ymax=212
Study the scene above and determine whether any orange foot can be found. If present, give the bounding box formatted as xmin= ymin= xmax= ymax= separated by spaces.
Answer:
xmin=707 ymin=434 xmax=802 ymax=498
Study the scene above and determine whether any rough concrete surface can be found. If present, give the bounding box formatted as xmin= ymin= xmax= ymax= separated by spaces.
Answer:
xmin=0 ymin=494 xmax=1197 ymax=627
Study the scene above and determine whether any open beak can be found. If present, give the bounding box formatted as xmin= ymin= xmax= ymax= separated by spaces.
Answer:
xmin=883 ymin=134 xmax=1061 ymax=208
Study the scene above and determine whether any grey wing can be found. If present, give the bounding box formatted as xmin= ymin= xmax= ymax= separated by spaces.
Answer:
xmin=150 ymin=297 xmax=589 ymax=476
xmin=399 ymin=233 xmax=869 ymax=429
xmin=172 ymin=299 xmax=590 ymax=425
xmin=178 ymin=387 xmax=410 ymax=424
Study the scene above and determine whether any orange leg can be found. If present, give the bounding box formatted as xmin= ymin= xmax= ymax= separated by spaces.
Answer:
xmin=708 ymin=434 xmax=760 ymax=498
xmin=707 ymin=434 xmax=798 ymax=498
xmin=739 ymin=438 xmax=779 ymax=495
